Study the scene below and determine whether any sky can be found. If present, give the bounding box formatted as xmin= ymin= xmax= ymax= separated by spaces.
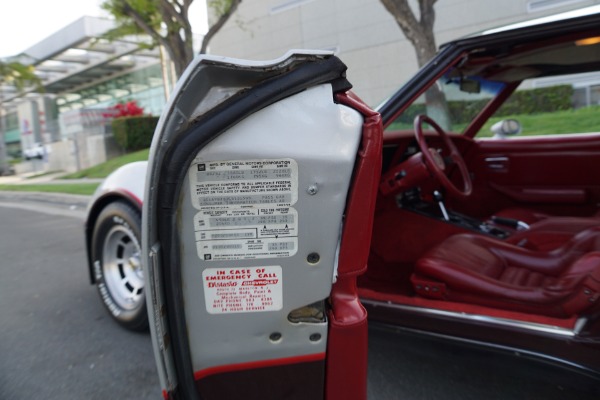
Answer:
xmin=0 ymin=0 xmax=208 ymax=58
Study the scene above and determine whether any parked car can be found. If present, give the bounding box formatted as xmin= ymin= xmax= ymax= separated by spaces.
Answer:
xmin=85 ymin=6 xmax=600 ymax=399
xmin=23 ymin=142 xmax=48 ymax=160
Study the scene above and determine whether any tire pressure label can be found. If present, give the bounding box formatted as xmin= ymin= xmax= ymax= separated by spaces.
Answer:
xmin=194 ymin=207 xmax=298 ymax=261
xmin=191 ymin=159 xmax=298 ymax=209
xmin=202 ymin=266 xmax=282 ymax=314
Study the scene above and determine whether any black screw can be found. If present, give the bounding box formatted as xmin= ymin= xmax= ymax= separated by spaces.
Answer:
xmin=307 ymin=252 xmax=320 ymax=264
xmin=269 ymin=332 xmax=282 ymax=342
xmin=309 ymin=333 xmax=321 ymax=342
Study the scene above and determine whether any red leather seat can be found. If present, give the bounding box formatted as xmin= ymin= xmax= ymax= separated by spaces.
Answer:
xmin=505 ymin=217 xmax=600 ymax=251
xmin=412 ymin=227 xmax=600 ymax=317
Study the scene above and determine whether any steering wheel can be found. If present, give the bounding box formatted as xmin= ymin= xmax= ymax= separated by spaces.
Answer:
xmin=414 ymin=114 xmax=472 ymax=198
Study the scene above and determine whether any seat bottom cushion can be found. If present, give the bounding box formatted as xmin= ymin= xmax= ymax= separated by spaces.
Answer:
xmin=413 ymin=232 xmax=600 ymax=317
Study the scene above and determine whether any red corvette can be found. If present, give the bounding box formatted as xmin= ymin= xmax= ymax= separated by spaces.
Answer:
xmin=85 ymin=6 xmax=600 ymax=399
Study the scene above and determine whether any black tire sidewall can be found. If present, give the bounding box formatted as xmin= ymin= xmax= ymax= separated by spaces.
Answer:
xmin=91 ymin=201 xmax=148 ymax=331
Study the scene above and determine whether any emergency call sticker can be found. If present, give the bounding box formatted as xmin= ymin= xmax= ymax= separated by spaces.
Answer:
xmin=202 ymin=266 xmax=282 ymax=314
xmin=194 ymin=207 xmax=298 ymax=261
xmin=190 ymin=159 xmax=298 ymax=209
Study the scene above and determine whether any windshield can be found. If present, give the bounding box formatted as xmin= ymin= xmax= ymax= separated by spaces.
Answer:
xmin=385 ymin=72 xmax=506 ymax=134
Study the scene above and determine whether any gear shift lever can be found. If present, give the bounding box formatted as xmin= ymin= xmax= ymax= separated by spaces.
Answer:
xmin=433 ymin=190 xmax=450 ymax=221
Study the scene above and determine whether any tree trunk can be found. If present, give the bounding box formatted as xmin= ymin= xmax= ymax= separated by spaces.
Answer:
xmin=380 ymin=0 xmax=451 ymax=129
xmin=165 ymin=33 xmax=194 ymax=78
xmin=200 ymin=0 xmax=242 ymax=54
xmin=380 ymin=0 xmax=438 ymax=67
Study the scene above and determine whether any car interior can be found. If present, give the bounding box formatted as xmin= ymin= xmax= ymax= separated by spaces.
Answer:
xmin=357 ymin=30 xmax=600 ymax=330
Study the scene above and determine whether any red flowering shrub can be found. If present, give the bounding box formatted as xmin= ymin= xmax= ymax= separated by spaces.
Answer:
xmin=112 ymin=100 xmax=145 ymax=117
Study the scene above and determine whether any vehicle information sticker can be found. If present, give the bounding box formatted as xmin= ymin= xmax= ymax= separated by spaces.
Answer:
xmin=202 ymin=266 xmax=282 ymax=314
xmin=190 ymin=159 xmax=298 ymax=209
xmin=194 ymin=207 xmax=298 ymax=261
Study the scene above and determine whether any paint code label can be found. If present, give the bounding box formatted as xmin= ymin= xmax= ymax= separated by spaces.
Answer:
xmin=194 ymin=207 xmax=298 ymax=261
xmin=202 ymin=266 xmax=282 ymax=314
xmin=191 ymin=159 xmax=298 ymax=209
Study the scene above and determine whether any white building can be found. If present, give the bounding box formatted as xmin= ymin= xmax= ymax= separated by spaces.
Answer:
xmin=210 ymin=0 xmax=600 ymax=106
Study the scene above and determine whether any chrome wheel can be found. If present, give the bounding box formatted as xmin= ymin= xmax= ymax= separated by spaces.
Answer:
xmin=92 ymin=201 xmax=148 ymax=331
xmin=102 ymin=224 xmax=144 ymax=310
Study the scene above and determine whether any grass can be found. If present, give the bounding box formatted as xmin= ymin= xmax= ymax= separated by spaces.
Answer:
xmin=61 ymin=148 xmax=150 ymax=179
xmin=478 ymin=105 xmax=600 ymax=137
xmin=0 ymin=183 xmax=100 ymax=196
xmin=0 ymin=149 xmax=150 ymax=196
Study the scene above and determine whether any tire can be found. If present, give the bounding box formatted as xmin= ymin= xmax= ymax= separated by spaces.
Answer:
xmin=91 ymin=201 xmax=148 ymax=331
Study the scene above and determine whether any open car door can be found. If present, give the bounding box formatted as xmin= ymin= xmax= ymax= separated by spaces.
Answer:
xmin=143 ymin=51 xmax=382 ymax=400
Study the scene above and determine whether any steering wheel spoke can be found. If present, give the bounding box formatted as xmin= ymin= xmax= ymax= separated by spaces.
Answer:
xmin=414 ymin=115 xmax=473 ymax=198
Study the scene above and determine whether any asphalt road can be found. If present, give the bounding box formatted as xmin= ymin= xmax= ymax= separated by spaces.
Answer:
xmin=367 ymin=323 xmax=600 ymax=399
xmin=1 ymin=199 xmax=599 ymax=399
xmin=0 ymin=205 xmax=160 ymax=399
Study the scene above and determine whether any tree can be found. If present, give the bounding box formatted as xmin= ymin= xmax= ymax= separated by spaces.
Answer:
xmin=0 ymin=62 xmax=41 ymax=92
xmin=0 ymin=61 xmax=42 ymax=175
xmin=101 ymin=0 xmax=241 ymax=78
xmin=201 ymin=0 xmax=241 ymax=54
xmin=380 ymin=0 xmax=450 ymax=128
xmin=380 ymin=0 xmax=437 ymax=68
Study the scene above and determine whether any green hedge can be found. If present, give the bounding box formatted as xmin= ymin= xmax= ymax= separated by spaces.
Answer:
xmin=494 ymin=85 xmax=573 ymax=117
xmin=112 ymin=116 xmax=159 ymax=152
xmin=398 ymin=85 xmax=574 ymax=125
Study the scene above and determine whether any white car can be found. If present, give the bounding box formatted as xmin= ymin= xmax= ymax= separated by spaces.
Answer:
xmin=85 ymin=7 xmax=600 ymax=400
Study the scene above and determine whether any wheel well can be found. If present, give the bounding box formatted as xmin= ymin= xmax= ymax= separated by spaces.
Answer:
xmin=85 ymin=194 xmax=142 ymax=285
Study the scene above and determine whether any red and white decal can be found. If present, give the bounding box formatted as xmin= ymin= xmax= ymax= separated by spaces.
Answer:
xmin=202 ymin=266 xmax=283 ymax=314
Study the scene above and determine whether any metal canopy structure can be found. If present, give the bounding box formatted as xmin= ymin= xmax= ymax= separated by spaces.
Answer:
xmin=2 ymin=16 xmax=162 ymax=110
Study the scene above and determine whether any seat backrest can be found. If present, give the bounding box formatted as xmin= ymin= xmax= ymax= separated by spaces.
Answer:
xmin=560 ymin=252 xmax=600 ymax=315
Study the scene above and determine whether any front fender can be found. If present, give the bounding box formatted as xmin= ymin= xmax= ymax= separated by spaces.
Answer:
xmin=84 ymin=161 xmax=148 ymax=284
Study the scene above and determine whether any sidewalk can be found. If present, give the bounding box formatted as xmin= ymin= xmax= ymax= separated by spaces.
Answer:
xmin=0 ymin=171 xmax=97 ymax=212
xmin=0 ymin=171 xmax=103 ymax=185
xmin=0 ymin=190 xmax=91 ymax=209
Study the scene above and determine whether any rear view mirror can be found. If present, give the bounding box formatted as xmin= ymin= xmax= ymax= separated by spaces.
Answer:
xmin=460 ymin=78 xmax=481 ymax=94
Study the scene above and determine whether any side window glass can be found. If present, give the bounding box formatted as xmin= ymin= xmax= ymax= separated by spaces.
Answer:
xmin=477 ymin=72 xmax=600 ymax=138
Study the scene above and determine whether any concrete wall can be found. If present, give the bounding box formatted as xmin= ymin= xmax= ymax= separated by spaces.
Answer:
xmin=55 ymin=108 xmax=121 ymax=171
xmin=71 ymin=133 xmax=121 ymax=171
xmin=13 ymin=134 xmax=120 ymax=175
xmin=209 ymin=0 xmax=600 ymax=106
xmin=47 ymin=141 xmax=77 ymax=173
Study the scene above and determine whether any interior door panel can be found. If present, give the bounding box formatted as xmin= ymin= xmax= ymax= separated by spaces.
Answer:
xmin=458 ymin=134 xmax=600 ymax=219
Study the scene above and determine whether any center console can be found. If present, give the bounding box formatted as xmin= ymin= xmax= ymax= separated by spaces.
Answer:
xmin=397 ymin=193 xmax=512 ymax=239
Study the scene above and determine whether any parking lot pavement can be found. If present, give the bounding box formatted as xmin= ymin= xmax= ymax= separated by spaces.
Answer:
xmin=2 ymin=193 xmax=599 ymax=400
xmin=0 ymin=206 xmax=160 ymax=400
